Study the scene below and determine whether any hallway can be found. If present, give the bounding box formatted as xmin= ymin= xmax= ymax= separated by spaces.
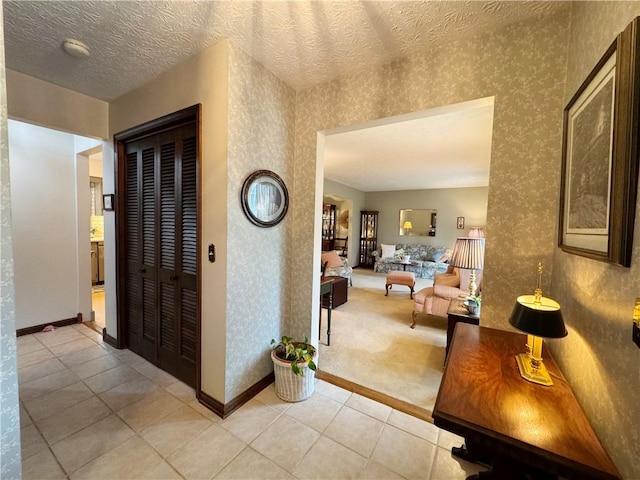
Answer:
xmin=18 ymin=324 xmax=484 ymax=479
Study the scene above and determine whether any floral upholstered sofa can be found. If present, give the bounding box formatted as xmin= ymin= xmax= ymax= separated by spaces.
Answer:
xmin=372 ymin=243 xmax=451 ymax=279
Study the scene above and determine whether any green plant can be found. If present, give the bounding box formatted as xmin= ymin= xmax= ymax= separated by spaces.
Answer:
xmin=467 ymin=292 xmax=482 ymax=305
xmin=271 ymin=335 xmax=317 ymax=376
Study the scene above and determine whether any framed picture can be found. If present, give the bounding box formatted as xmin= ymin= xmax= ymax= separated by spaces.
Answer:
xmin=558 ymin=18 xmax=640 ymax=267
xmin=241 ymin=170 xmax=289 ymax=227
xmin=102 ymin=194 xmax=114 ymax=211
xmin=457 ymin=217 xmax=465 ymax=229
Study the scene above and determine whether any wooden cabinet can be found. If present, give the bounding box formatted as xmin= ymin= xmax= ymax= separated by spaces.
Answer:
xmin=322 ymin=204 xmax=336 ymax=251
xmin=359 ymin=211 xmax=378 ymax=268
xmin=91 ymin=241 xmax=104 ymax=285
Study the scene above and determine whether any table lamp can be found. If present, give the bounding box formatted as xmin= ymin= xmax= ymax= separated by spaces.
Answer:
xmin=508 ymin=263 xmax=567 ymax=386
xmin=467 ymin=227 xmax=485 ymax=238
xmin=402 ymin=221 xmax=412 ymax=234
xmin=449 ymin=237 xmax=485 ymax=297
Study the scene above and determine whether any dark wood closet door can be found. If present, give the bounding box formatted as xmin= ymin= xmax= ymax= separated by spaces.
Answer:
xmin=123 ymin=122 xmax=197 ymax=388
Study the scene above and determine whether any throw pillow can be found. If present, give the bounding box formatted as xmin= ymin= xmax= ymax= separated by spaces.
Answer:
xmin=381 ymin=244 xmax=396 ymax=259
xmin=439 ymin=250 xmax=452 ymax=263
xmin=321 ymin=250 xmax=343 ymax=268
xmin=432 ymin=251 xmax=444 ymax=263
xmin=393 ymin=249 xmax=405 ymax=261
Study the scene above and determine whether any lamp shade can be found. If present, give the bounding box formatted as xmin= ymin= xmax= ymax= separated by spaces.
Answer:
xmin=449 ymin=237 xmax=485 ymax=270
xmin=509 ymin=295 xmax=567 ymax=338
xmin=468 ymin=227 xmax=485 ymax=238
xmin=403 ymin=221 xmax=413 ymax=229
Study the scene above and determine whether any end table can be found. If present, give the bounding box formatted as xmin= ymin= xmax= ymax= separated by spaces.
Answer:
xmin=446 ymin=298 xmax=480 ymax=360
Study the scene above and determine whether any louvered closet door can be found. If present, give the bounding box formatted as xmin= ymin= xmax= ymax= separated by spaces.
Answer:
xmin=123 ymin=122 xmax=198 ymax=388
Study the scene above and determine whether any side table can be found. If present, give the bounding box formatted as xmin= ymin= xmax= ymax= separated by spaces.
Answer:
xmin=322 ymin=276 xmax=348 ymax=308
xmin=320 ymin=278 xmax=334 ymax=346
xmin=446 ymin=298 xmax=479 ymax=360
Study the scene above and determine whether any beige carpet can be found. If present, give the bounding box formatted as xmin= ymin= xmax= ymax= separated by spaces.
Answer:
xmin=318 ymin=268 xmax=447 ymax=414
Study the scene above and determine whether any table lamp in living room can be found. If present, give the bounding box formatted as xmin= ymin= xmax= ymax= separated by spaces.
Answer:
xmin=449 ymin=237 xmax=485 ymax=298
xmin=508 ymin=263 xmax=567 ymax=386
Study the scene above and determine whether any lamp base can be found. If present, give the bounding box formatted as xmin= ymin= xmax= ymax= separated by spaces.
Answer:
xmin=515 ymin=353 xmax=553 ymax=386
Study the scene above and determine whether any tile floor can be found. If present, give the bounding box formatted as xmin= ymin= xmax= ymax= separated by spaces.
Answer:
xmin=17 ymin=324 xmax=485 ymax=479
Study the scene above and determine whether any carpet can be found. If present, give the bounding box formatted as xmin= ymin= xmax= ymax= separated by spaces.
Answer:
xmin=318 ymin=269 xmax=447 ymax=414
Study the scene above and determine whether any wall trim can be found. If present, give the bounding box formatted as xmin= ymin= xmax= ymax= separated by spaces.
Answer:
xmin=198 ymin=373 xmax=274 ymax=419
xmin=102 ymin=328 xmax=122 ymax=349
xmin=16 ymin=314 xmax=82 ymax=337
xmin=317 ymin=369 xmax=433 ymax=423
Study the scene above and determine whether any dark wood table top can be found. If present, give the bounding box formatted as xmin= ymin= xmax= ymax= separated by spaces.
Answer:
xmin=433 ymin=323 xmax=620 ymax=479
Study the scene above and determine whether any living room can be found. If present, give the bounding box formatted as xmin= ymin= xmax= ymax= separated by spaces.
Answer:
xmin=318 ymin=100 xmax=490 ymax=417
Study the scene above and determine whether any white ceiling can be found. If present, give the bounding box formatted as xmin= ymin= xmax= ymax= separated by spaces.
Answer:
xmin=2 ymin=0 xmax=568 ymax=190
xmin=323 ymin=97 xmax=495 ymax=191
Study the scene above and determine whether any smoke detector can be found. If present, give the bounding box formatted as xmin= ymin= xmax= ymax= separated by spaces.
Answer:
xmin=62 ymin=38 xmax=90 ymax=58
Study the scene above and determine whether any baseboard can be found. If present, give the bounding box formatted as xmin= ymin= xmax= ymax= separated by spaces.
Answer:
xmin=316 ymin=369 xmax=434 ymax=423
xmin=102 ymin=328 xmax=121 ymax=349
xmin=198 ymin=372 xmax=275 ymax=419
xmin=16 ymin=314 xmax=82 ymax=337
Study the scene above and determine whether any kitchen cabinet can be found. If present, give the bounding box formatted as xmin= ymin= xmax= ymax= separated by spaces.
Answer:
xmin=91 ymin=241 xmax=104 ymax=284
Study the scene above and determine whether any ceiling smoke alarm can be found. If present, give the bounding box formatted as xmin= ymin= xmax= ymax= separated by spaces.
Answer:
xmin=62 ymin=38 xmax=90 ymax=58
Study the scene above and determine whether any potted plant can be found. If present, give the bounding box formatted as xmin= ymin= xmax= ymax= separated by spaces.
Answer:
xmin=270 ymin=335 xmax=317 ymax=402
xmin=464 ymin=293 xmax=482 ymax=317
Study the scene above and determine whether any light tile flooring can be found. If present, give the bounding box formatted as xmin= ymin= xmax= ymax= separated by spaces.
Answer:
xmin=17 ymin=324 xmax=485 ymax=479
xmin=91 ymin=286 xmax=105 ymax=329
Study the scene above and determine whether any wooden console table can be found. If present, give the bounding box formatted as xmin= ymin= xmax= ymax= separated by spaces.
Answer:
xmin=433 ymin=323 xmax=620 ymax=480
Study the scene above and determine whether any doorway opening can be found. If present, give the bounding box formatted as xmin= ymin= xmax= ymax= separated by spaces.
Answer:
xmin=315 ymin=97 xmax=494 ymax=414
xmin=86 ymin=147 xmax=105 ymax=332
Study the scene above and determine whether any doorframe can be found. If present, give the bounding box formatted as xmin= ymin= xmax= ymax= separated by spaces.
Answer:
xmin=113 ymin=104 xmax=202 ymax=394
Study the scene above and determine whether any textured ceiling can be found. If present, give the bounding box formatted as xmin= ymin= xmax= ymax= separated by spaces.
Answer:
xmin=2 ymin=1 xmax=568 ymax=191
xmin=3 ymin=1 xmax=569 ymax=101
xmin=324 ymin=97 xmax=495 ymax=191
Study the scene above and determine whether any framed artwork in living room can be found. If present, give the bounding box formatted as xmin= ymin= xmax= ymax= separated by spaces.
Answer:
xmin=558 ymin=17 xmax=640 ymax=267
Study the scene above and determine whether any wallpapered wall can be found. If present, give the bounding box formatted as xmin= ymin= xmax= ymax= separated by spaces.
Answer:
xmin=225 ymin=45 xmax=296 ymax=399
xmin=550 ymin=3 xmax=640 ymax=477
xmin=291 ymin=9 xmax=570 ymax=336
xmin=0 ymin=7 xmax=21 ymax=478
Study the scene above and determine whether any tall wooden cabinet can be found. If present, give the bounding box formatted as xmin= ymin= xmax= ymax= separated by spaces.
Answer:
xmin=322 ymin=204 xmax=336 ymax=251
xmin=359 ymin=211 xmax=378 ymax=268
xmin=118 ymin=110 xmax=199 ymax=389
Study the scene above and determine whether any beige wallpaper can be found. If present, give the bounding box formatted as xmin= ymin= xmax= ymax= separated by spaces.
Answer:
xmin=225 ymin=45 xmax=296 ymax=400
xmin=0 ymin=8 xmax=21 ymax=476
xmin=292 ymin=8 xmax=571 ymax=335
xmin=550 ymin=3 xmax=640 ymax=478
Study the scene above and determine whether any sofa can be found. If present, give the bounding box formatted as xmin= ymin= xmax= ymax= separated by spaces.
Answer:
xmin=371 ymin=243 xmax=451 ymax=279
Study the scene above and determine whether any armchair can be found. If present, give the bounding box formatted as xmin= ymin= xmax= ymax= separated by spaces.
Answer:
xmin=321 ymin=250 xmax=353 ymax=286
xmin=411 ymin=267 xmax=483 ymax=328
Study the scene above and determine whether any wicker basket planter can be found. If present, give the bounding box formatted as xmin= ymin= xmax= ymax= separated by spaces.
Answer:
xmin=271 ymin=349 xmax=316 ymax=402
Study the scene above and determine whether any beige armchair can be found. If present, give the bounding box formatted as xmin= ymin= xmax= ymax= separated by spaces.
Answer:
xmin=411 ymin=267 xmax=482 ymax=328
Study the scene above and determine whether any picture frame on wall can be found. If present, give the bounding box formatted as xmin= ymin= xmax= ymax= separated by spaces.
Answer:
xmin=102 ymin=194 xmax=114 ymax=211
xmin=457 ymin=217 xmax=465 ymax=229
xmin=240 ymin=170 xmax=289 ymax=228
xmin=558 ymin=18 xmax=640 ymax=267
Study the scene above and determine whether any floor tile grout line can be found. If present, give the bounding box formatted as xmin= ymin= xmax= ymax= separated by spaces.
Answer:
xmin=20 ymin=327 xmax=194 ymax=479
